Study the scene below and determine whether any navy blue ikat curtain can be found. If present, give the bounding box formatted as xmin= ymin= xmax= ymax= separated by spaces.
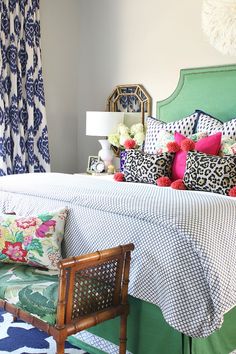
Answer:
xmin=0 ymin=0 xmax=50 ymax=175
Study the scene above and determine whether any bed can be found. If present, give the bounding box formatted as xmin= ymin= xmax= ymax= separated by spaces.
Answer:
xmin=1 ymin=64 xmax=236 ymax=354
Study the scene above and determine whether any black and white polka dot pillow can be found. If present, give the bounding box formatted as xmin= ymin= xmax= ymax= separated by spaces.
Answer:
xmin=144 ymin=113 xmax=198 ymax=154
xmin=195 ymin=110 xmax=236 ymax=138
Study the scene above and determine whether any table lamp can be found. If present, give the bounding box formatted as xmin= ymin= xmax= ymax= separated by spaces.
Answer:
xmin=86 ymin=111 xmax=124 ymax=169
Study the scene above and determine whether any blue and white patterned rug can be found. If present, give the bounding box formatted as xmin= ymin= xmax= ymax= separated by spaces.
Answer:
xmin=0 ymin=309 xmax=87 ymax=354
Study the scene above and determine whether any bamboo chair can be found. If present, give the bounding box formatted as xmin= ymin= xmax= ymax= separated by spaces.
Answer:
xmin=1 ymin=243 xmax=134 ymax=354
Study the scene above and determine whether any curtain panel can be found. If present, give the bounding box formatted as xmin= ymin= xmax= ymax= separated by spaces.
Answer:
xmin=0 ymin=0 xmax=50 ymax=175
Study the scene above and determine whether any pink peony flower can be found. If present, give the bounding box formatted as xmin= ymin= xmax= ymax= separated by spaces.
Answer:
xmin=171 ymin=179 xmax=186 ymax=190
xmin=156 ymin=176 xmax=172 ymax=187
xmin=16 ymin=217 xmax=37 ymax=229
xmin=2 ymin=241 xmax=27 ymax=262
xmin=36 ymin=220 xmax=56 ymax=238
xmin=114 ymin=172 xmax=125 ymax=182
xmin=123 ymin=139 xmax=136 ymax=149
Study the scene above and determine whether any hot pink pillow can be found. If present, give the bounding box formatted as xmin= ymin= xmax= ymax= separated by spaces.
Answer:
xmin=172 ymin=132 xmax=222 ymax=180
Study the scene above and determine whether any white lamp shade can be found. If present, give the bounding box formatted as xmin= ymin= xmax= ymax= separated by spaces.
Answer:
xmin=86 ymin=111 xmax=124 ymax=136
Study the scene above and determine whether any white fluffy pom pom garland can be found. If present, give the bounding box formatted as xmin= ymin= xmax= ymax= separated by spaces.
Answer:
xmin=202 ymin=0 xmax=236 ymax=56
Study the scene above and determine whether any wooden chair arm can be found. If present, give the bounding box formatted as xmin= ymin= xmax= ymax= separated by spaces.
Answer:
xmin=57 ymin=243 xmax=134 ymax=270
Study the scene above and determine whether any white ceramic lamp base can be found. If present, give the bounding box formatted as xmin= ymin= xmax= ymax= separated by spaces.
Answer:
xmin=98 ymin=139 xmax=114 ymax=170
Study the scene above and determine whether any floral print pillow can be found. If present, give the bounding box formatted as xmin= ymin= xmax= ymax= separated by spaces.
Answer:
xmin=0 ymin=208 xmax=68 ymax=270
xmin=219 ymin=137 xmax=236 ymax=156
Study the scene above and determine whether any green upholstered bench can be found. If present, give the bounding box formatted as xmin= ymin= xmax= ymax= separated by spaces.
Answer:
xmin=0 ymin=263 xmax=58 ymax=324
xmin=0 ymin=244 xmax=134 ymax=354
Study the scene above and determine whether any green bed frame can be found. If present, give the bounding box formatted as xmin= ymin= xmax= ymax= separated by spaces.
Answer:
xmin=69 ymin=64 xmax=236 ymax=354
xmin=157 ymin=64 xmax=236 ymax=122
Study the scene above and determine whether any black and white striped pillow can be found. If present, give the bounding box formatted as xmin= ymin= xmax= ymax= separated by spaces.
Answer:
xmin=144 ymin=113 xmax=198 ymax=154
xmin=195 ymin=110 xmax=236 ymax=139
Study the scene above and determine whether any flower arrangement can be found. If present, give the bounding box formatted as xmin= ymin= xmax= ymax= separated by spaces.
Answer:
xmin=108 ymin=123 xmax=145 ymax=154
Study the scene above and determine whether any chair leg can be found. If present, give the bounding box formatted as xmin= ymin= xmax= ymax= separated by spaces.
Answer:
xmin=119 ymin=313 xmax=128 ymax=354
xmin=56 ymin=339 xmax=65 ymax=354
xmin=12 ymin=316 xmax=17 ymax=322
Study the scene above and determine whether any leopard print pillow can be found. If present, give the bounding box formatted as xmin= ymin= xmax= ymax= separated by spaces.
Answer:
xmin=123 ymin=149 xmax=174 ymax=184
xmin=184 ymin=151 xmax=236 ymax=195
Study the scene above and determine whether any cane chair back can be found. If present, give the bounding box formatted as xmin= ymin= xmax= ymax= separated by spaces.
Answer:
xmin=71 ymin=256 xmax=123 ymax=319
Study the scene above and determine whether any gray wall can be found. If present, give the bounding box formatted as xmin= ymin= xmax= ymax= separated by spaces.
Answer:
xmin=40 ymin=0 xmax=79 ymax=173
xmin=40 ymin=0 xmax=235 ymax=173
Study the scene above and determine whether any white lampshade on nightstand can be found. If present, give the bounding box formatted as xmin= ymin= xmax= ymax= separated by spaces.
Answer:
xmin=86 ymin=111 xmax=124 ymax=169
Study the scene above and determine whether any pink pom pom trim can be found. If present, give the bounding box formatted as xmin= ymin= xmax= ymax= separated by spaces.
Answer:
xmin=167 ymin=141 xmax=180 ymax=153
xmin=180 ymin=138 xmax=195 ymax=152
xmin=113 ymin=172 xmax=125 ymax=182
xmin=156 ymin=176 xmax=172 ymax=187
xmin=171 ymin=179 xmax=186 ymax=190
xmin=228 ymin=186 xmax=236 ymax=197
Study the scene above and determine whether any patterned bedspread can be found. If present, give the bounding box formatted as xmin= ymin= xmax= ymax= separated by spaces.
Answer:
xmin=0 ymin=172 xmax=236 ymax=338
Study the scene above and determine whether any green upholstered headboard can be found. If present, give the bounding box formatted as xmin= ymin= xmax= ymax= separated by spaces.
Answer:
xmin=157 ymin=64 xmax=236 ymax=123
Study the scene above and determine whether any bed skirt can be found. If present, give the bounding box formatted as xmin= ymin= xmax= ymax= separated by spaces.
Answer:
xmin=68 ymin=296 xmax=236 ymax=354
